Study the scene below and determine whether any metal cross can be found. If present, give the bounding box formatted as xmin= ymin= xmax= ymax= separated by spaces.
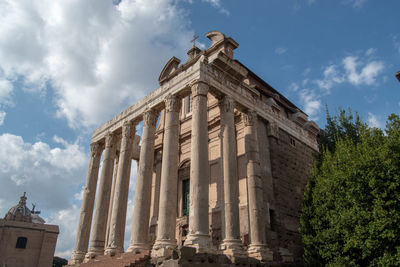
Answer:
xmin=190 ymin=35 xmax=199 ymax=47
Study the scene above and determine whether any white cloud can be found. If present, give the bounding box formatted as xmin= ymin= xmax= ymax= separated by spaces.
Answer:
xmin=314 ymin=64 xmax=345 ymax=92
xmin=349 ymin=0 xmax=367 ymax=8
xmin=202 ymin=0 xmax=229 ymax=15
xmin=0 ymin=133 xmax=87 ymax=215
xmin=0 ymin=111 xmax=5 ymax=126
xmin=0 ymin=0 xmax=194 ymax=129
xmin=299 ymin=89 xmax=322 ymax=120
xmin=0 ymin=78 xmax=13 ymax=106
xmin=343 ymin=56 xmax=384 ymax=86
xmin=367 ymin=112 xmax=383 ymax=128
xmin=275 ymin=47 xmax=288 ymax=55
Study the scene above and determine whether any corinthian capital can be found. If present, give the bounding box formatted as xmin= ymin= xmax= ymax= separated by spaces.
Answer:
xmin=164 ymin=94 xmax=181 ymax=113
xmin=121 ymin=121 xmax=135 ymax=139
xmin=104 ymin=132 xmax=116 ymax=148
xmin=143 ymin=109 xmax=157 ymax=127
xmin=242 ymin=110 xmax=257 ymax=127
xmin=90 ymin=142 xmax=102 ymax=158
xmin=219 ymin=95 xmax=235 ymax=113
xmin=191 ymin=81 xmax=209 ymax=97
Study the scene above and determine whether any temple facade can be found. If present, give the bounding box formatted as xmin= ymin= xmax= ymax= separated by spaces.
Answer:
xmin=68 ymin=31 xmax=319 ymax=266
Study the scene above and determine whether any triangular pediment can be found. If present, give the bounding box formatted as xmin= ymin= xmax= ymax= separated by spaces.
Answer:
xmin=158 ymin=56 xmax=181 ymax=85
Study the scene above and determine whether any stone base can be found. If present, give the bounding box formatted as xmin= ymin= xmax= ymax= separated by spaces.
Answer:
xmin=151 ymin=239 xmax=177 ymax=259
xmin=83 ymin=248 xmax=104 ymax=263
xmin=68 ymin=250 xmax=85 ymax=266
xmin=184 ymin=233 xmax=214 ymax=253
xmin=104 ymin=246 xmax=123 ymax=256
xmin=278 ymin=247 xmax=294 ymax=262
xmin=126 ymin=242 xmax=150 ymax=253
xmin=247 ymin=244 xmax=273 ymax=262
xmin=219 ymin=239 xmax=246 ymax=261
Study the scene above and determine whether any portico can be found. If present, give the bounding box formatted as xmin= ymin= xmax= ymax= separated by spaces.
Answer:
xmin=69 ymin=31 xmax=319 ymax=266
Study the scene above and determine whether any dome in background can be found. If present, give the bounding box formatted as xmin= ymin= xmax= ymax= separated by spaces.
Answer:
xmin=4 ymin=192 xmax=45 ymax=224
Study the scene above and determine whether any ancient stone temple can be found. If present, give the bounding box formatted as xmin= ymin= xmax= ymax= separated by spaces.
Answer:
xmin=0 ymin=193 xmax=59 ymax=267
xmin=68 ymin=31 xmax=319 ymax=266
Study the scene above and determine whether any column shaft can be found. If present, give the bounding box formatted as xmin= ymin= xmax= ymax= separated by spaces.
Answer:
xmin=152 ymin=95 xmax=181 ymax=257
xmin=128 ymin=110 xmax=157 ymax=252
xmin=105 ymin=122 xmax=135 ymax=255
xmin=105 ymin=153 xmax=119 ymax=249
xmin=184 ymin=82 xmax=211 ymax=251
xmin=86 ymin=133 xmax=116 ymax=258
xmin=243 ymin=111 xmax=272 ymax=261
xmin=69 ymin=143 xmax=102 ymax=264
xmin=219 ymin=96 xmax=243 ymax=255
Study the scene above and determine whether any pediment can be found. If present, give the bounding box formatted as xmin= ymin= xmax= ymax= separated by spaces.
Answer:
xmin=159 ymin=56 xmax=181 ymax=85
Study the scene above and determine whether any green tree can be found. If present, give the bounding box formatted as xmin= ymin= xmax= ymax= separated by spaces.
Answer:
xmin=300 ymin=110 xmax=400 ymax=266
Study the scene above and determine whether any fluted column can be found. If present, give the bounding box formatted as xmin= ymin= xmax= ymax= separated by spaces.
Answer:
xmin=127 ymin=110 xmax=157 ymax=252
xmin=243 ymin=111 xmax=273 ymax=261
xmin=69 ymin=143 xmax=103 ymax=264
xmin=86 ymin=132 xmax=116 ymax=259
xmin=105 ymin=122 xmax=135 ymax=255
xmin=152 ymin=95 xmax=181 ymax=258
xmin=219 ymin=96 xmax=244 ymax=256
xmin=184 ymin=81 xmax=211 ymax=251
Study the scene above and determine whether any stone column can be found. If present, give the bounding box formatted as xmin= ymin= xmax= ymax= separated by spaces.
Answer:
xmin=105 ymin=121 xmax=135 ymax=255
xmin=105 ymin=152 xmax=119 ymax=249
xmin=184 ymin=81 xmax=211 ymax=252
xmin=219 ymin=96 xmax=244 ymax=256
xmin=243 ymin=111 xmax=273 ymax=261
xmin=152 ymin=95 xmax=181 ymax=258
xmin=127 ymin=110 xmax=157 ymax=252
xmin=69 ymin=143 xmax=102 ymax=264
xmin=86 ymin=132 xmax=116 ymax=259
xmin=149 ymin=151 xmax=162 ymax=226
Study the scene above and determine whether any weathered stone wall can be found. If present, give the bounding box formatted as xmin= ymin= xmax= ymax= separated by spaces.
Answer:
xmin=268 ymin=128 xmax=316 ymax=260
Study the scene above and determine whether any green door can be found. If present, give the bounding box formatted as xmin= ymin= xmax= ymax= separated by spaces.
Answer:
xmin=182 ymin=179 xmax=190 ymax=216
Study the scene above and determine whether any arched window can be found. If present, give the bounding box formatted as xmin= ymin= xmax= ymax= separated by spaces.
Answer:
xmin=16 ymin=237 xmax=27 ymax=249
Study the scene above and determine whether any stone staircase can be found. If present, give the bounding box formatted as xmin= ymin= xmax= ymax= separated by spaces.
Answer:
xmin=79 ymin=251 xmax=150 ymax=267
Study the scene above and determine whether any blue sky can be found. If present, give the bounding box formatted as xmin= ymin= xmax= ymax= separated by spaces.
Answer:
xmin=0 ymin=0 xmax=398 ymax=258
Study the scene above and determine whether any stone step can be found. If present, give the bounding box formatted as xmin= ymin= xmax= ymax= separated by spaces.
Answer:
xmin=79 ymin=251 xmax=150 ymax=267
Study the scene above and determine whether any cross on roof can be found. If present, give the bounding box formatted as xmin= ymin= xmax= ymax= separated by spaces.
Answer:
xmin=190 ymin=35 xmax=199 ymax=47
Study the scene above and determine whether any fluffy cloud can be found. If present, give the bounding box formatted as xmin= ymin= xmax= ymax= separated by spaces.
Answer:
xmin=314 ymin=52 xmax=384 ymax=91
xmin=298 ymin=89 xmax=322 ymax=120
xmin=202 ymin=0 xmax=229 ymax=15
xmin=275 ymin=47 xmax=288 ymax=55
xmin=342 ymin=56 xmax=384 ymax=86
xmin=0 ymin=134 xmax=87 ymax=217
xmin=0 ymin=0 xmax=194 ymax=129
xmin=367 ymin=112 xmax=383 ymax=128
xmin=0 ymin=111 xmax=5 ymax=126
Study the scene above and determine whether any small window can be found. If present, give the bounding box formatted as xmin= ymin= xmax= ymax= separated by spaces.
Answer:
xmin=16 ymin=237 xmax=27 ymax=249
xmin=269 ymin=210 xmax=277 ymax=232
xmin=187 ymin=95 xmax=193 ymax=113
xmin=290 ymin=137 xmax=296 ymax=147
xmin=182 ymin=179 xmax=190 ymax=216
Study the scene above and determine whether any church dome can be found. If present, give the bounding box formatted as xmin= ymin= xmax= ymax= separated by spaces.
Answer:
xmin=3 ymin=192 xmax=45 ymax=224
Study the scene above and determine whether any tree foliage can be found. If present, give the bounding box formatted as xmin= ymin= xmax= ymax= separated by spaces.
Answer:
xmin=300 ymin=110 xmax=400 ymax=266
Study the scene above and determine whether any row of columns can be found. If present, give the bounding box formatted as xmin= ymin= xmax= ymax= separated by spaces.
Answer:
xmin=69 ymin=81 xmax=271 ymax=265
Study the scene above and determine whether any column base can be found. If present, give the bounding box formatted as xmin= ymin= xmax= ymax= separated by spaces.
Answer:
xmin=184 ymin=233 xmax=214 ymax=253
xmin=151 ymin=239 xmax=177 ymax=258
xmin=104 ymin=246 xmax=123 ymax=256
xmin=84 ymin=247 xmax=104 ymax=262
xmin=248 ymin=244 xmax=273 ymax=262
xmin=68 ymin=250 xmax=86 ymax=265
xmin=279 ymin=247 xmax=294 ymax=262
xmin=220 ymin=239 xmax=246 ymax=258
xmin=126 ymin=242 xmax=150 ymax=253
